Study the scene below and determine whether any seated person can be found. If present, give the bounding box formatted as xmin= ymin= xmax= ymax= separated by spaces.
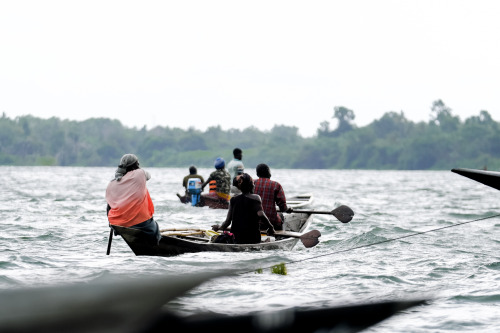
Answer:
xmin=106 ymin=154 xmax=161 ymax=245
xmin=201 ymin=157 xmax=231 ymax=204
xmin=178 ymin=165 xmax=205 ymax=203
xmin=230 ymin=166 xmax=244 ymax=195
xmin=212 ymin=173 xmax=275 ymax=244
xmin=228 ymin=148 xmax=245 ymax=195
xmin=253 ymin=163 xmax=293 ymax=231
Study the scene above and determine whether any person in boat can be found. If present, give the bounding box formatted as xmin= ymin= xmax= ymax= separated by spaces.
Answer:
xmin=254 ymin=163 xmax=293 ymax=231
xmin=178 ymin=165 xmax=205 ymax=203
xmin=201 ymin=157 xmax=231 ymax=204
xmin=227 ymin=148 xmax=244 ymax=184
xmin=212 ymin=173 xmax=276 ymax=244
xmin=227 ymin=148 xmax=244 ymax=195
xmin=105 ymin=154 xmax=161 ymax=245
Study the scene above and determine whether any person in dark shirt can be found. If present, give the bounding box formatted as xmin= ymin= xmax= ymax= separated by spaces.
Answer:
xmin=182 ymin=165 xmax=205 ymax=196
xmin=253 ymin=163 xmax=293 ymax=230
xmin=212 ymin=173 xmax=275 ymax=244
xmin=177 ymin=165 xmax=205 ymax=203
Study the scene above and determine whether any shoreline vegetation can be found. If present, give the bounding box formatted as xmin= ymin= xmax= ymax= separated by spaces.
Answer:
xmin=1 ymin=100 xmax=499 ymax=170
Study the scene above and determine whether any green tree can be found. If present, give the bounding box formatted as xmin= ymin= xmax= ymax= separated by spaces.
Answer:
xmin=372 ymin=111 xmax=412 ymax=139
xmin=2 ymin=106 xmax=500 ymax=170
xmin=430 ymin=99 xmax=460 ymax=132
xmin=317 ymin=121 xmax=332 ymax=138
xmin=332 ymin=106 xmax=355 ymax=136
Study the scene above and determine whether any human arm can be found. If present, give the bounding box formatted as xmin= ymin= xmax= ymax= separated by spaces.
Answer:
xmin=258 ymin=210 xmax=275 ymax=236
xmin=212 ymin=201 xmax=233 ymax=231
xmin=202 ymin=174 xmax=212 ymax=190
xmin=275 ymin=183 xmax=292 ymax=213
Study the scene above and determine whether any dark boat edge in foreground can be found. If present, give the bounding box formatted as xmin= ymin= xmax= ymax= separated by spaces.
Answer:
xmin=153 ymin=299 xmax=428 ymax=333
xmin=451 ymin=168 xmax=500 ymax=191
xmin=0 ymin=271 xmax=428 ymax=333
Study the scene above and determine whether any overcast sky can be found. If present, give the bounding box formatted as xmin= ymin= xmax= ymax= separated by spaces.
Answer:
xmin=1 ymin=1 xmax=499 ymax=137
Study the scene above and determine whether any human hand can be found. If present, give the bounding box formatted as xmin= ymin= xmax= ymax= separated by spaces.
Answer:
xmin=286 ymin=207 xmax=293 ymax=214
xmin=212 ymin=224 xmax=220 ymax=231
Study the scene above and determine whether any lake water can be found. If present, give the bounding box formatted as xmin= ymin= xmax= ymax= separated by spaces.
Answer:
xmin=1 ymin=166 xmax=500 ymax=332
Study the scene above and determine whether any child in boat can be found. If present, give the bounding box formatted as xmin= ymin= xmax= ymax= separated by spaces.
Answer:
xmin=212 ymin=173 xmax=275 ymax=244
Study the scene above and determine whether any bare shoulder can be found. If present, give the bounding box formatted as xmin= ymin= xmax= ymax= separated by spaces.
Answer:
xmin=245 ymin=193 xmax=262 ymax=202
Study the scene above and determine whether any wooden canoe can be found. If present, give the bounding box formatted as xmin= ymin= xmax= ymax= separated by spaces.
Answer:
xmin=285 ymin=193 xmax=314 ymax=208
xmin=177 ymin=193 xmax=313 ymax=210
xmin=177 ymin=193 xmax=229 ymax=209
xmin=112 ymin=212 xmax=313 ymax=257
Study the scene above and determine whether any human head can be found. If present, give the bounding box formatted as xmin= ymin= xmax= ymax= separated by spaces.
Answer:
xmin=115 ymin=154 xmax=140 ymax=180
xmin=256 ymin=163 xmax=271 ymax=178
xmin=214 ymin=157 xmax=225 ymax=170
xmin=119 ymin=154 xmax=140 ymax=172
xmin=189 ymin=165 xmax=197 ymax=174
xmin=233 ymin=148 xmax=242 ymax=160
xmin=235 ymin=173 xmax=254 ymax=194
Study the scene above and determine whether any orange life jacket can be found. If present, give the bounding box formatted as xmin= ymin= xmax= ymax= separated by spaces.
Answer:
xmin=209 ymin=180 xmax=217 ymax=193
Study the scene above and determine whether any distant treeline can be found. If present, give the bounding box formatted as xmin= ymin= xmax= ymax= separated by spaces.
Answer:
xmin=1 ymin=100 xmax=499 ymax=170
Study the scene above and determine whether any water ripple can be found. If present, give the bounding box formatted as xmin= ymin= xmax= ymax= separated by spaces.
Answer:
xmin=2 ymin=167 xmax=500 ymax=332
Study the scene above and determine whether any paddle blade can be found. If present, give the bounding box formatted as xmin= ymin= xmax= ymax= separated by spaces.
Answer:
xmin=332 ymin=205 xmax=354 ymax=223
xmin=300 ymin=229 xmax=321 ymax=248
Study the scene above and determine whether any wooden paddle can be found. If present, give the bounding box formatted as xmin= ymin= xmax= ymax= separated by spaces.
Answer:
xmin=274 ymin=229 xmax=321 ymax=248
xmin=161 ymin=231 xmax=205 ymax=237
xmin=160 ymin=227 xmax=207 ymax=232
xmin=218 ymin=227 xmax=321 ymax=248
xmin=291 ymin=204 xmax=354 ymax=223
xmin=106 ymin=227 xmax=113 ymax=255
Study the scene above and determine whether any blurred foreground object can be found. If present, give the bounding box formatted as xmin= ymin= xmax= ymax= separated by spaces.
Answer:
xmin=0 ymin=271 xmax=426 ymax=333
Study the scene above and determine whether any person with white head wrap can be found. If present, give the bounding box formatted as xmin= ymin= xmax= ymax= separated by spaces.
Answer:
xmin=106 ymin=154 xmax=160 ymax=244
xmin=113 ymin=154 xmax=151 ymax=181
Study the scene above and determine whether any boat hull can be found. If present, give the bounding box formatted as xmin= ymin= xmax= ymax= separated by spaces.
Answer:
xmin=451 ymin=168 xmax=500 ymax=191
xmin=177 ymin=194 xmax=229 ymax=209
xmin=177 ymin=193 xmax=313 ymax=210
xmin=112 ymin=212 xmax=313 ymax=257
xmin=285 ymin=193 xmax=314 ymax=208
